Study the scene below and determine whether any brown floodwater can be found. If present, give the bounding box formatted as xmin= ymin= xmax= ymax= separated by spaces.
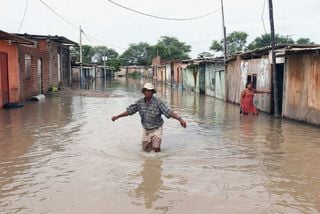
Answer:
xmin=0 ymin=78 xmax=319 ymax=214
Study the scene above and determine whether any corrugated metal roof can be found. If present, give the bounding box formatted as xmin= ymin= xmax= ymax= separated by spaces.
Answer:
xmin=239 ymin=44 xmax=320 ymax=59
xmin=14 ymin=33 xmax=77 ymax=46
xmin=0 ymin=30 xmax=35 ymax=45
xmin=182 ymin=57 xmax=224 ymax=66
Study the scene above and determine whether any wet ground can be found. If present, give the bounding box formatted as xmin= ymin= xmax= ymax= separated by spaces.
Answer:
xmin=0 ymin=78 xmax=319 ymax=213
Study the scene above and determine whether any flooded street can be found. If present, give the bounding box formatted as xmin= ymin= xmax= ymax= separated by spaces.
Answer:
xmin=0 ymin=78 xmax=320 ymax=214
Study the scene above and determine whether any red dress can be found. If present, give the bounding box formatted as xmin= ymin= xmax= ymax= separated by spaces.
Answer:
xmin=241 ymin=90 xmax=258 ymax=114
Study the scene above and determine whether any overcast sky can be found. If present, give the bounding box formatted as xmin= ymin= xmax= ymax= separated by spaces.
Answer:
xmin=1 ymin=0 xmax=319 ymax=58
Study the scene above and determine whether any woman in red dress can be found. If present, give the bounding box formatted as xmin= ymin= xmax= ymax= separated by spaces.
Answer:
xmin=240 ymin=82 xmax=270 ymax=115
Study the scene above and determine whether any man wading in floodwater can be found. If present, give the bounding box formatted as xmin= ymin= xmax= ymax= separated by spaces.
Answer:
xmin=111 ymin=83 xmax=187 ymax=152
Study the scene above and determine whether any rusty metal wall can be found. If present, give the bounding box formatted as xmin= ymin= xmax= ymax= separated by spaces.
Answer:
xmin=245 ymin=56 xmax=271 ymax=112
xmin=283 ymin=54 xmax=320 ymax=125
xmin=204 ymin=63 xmax=225 ymax=99
xmin=226 ymin=56 xmax=241 ymax=104
xmin=182 ymin=66 xmax=199 ymax=93
xmin=226 ymin=55 xmax=272 ymax=112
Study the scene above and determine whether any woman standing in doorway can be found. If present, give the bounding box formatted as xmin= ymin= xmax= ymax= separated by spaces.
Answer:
xmin=240 ymin=82 xmax=270 ymax=115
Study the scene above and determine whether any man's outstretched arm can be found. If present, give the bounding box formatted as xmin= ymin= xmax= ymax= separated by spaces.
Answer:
xmin=111 ymin=111 xmax=129 ymax=121
xmin=169 ymin=112 xmax=187 ymax=128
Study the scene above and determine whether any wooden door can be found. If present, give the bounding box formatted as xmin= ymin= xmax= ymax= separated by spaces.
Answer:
xmin=0 ymin=52 xmax=9 ymax=105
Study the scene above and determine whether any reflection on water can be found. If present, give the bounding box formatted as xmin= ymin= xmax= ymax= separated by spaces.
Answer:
xmin=0 ymin=77 xmax=320 ymax=214
xmin=132 ymin=158 xmax=163 ymax=209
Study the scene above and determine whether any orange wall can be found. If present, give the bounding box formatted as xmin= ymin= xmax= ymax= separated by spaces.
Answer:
xmin=0 ymin=40 xmax=20 ymax=106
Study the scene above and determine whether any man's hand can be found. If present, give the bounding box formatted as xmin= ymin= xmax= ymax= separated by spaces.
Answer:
xmin=179 ymin=118 xmax=187 ymax=128
xmin=111 ymin=111 xmax=129 ymax=121
xmin=111 ymin=115 xmax=118 ymax=121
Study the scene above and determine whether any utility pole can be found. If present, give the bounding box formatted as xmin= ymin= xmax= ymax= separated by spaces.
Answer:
xmin=268 ymin=0 xmax=279 ymax=117
xmin=220 ymin=0 xmax=228 ymax=102
xmin=79 ymin=25 xmax=83 ymax=84
xmin=220 ymin=0 xmax=227 ymax=63
xmin=103 ymin=54 xmax=107 ymax=78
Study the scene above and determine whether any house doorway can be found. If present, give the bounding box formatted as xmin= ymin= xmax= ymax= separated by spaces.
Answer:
xmin=170 ymin=62 xmax=174 ymax=86
xmin=37 ymin=58 xmax=43 ymax=94
xmin=0 ymin=52 xmax=9 ymax=106
xmin=276 ymin=63 xmax=284 ymax=114
xmin=199 ymin=64 xmax=205 ymax=94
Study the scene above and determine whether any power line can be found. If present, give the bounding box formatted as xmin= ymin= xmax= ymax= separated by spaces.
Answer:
xmin=81 ymin=30 xmax=94 ymax=45
xmin=82 ymin=31 xmax=127 ymax=50
xmin=39 ymin=0 xmax=78 ymax=29
xmin=18 ymin=0 xmax=29 ymax=32
xmin=39 ymin=0 xmax=126 ymax=50
xmin=107 ymin=0 xmax=220 ymax=21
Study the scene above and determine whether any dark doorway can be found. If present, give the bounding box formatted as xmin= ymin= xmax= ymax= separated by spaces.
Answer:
xmin=276 ymin=63 xmax=284 ymax=114
xmin=171 ymin=62 xmax=174 ymax=86
xmin=0 ymin=52 xmax=9 ymax=106
xmin=199 ymin=64 xmax=205 ymax=94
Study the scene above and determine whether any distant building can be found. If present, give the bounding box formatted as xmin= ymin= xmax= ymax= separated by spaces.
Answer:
xmin=119 ymin=66 xmax=151 ymax=78
xmin=72 ymin=63 xmax=114 ymax=82
xmin=152 ymin=56 xmax=184 ymax=88
xmin=181 ymin=58 xmax=225 ymax=99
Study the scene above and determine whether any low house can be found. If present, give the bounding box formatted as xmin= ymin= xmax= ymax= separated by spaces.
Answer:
xmin=152 ymin=56 xmax=162 ymax=81
xmin=15 ymin=33 xmax=77 ymax=87
xmin=153 ymin=64 xmax=166 ymax=82
xmin=72 ymin=64 xmax=115 ymax=81
xmin=181 ymin=58 xmax=225 ymax=99
xmin=96 ymin=65 xmax=115 ymax=78
xmin=152 ymin=56 xmax=184 ymax=87
xmin=72 ymin=64 xmax=97 ymax=82
xmin=226 ymin=49 xmax=272 ymax=113
xmin=0 ymin=30 xmax=47 ymax=107
xmin=120 ymin=66 xmax=150 ymax=78
xmin=225 ymin=45 xmax=320 ymax=124
xmin=117 ymin=67 xmax=127 ymax=77
xmin=279 ymin=46 xmax=320 ymax=125
xmin=170 ymin=60 xmax=183 ymax=88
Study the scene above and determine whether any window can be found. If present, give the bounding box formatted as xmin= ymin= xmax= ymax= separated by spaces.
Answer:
xmin=25 ymin=55 xmax=32 ymax=79
xmin=212 ymin=78 xmax=215 ymax=91
xmin=247 ymin=74 xmax=257 ymax=88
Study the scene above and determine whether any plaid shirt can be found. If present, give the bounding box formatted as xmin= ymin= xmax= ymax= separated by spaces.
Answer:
xmin=127 ymin=96 xmax=171 ymax=130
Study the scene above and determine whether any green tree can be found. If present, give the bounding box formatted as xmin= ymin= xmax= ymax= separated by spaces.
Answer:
xmin=70 ymin=46 xmax=80 ymax=63
xmin=197 ymin=52 xmax=214 ymax=59
xmin=106 ymin=59 xmax=121 ymax=71
xmin=209 ymin=40 xmax=223 ymax=52
xmin=81 ymin=45 xmax=95 ymax=64
xmin=154 ymin=36 xmax=191 ymax=60
xmin=120 ymin=42 xmax=153 ymax=66
xmin=70 ymin=45 xmax=95 ymax=64
xmin=92 ymin=46 xmax=119 ymax=65
xmin=247 ymin=34 xmax=295 ymax=50
xmin=296 ymin=37 xmax=314 ymax=45
xmin=210 ymin=31 xmax=248 ymax=55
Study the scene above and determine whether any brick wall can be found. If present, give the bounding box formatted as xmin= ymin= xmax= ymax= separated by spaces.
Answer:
xmin=47 ymin=41 xmax=59 ymax=87
xmin=18 ymin=44 xmax=49 ymax=101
